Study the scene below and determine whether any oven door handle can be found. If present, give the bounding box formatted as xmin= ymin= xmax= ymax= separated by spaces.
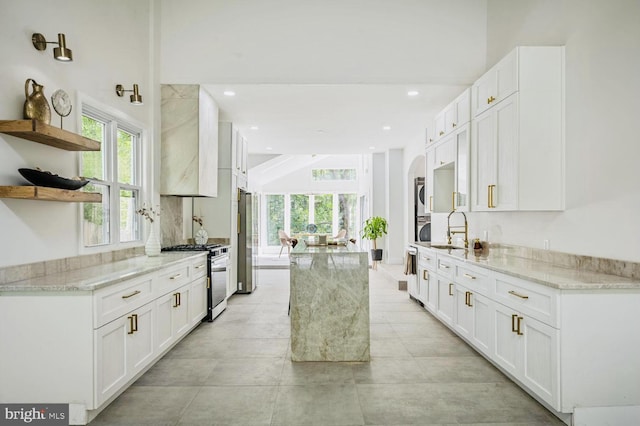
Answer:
xmin=211 ymin=266 xmax=227 ymax=273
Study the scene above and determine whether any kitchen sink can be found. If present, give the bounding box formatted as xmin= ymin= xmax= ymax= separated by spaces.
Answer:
xmin=430 ymin=244 xmax=465 ymax=250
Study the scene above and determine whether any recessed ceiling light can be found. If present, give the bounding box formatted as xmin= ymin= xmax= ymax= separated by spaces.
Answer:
xmin=223 ymin=90 xmax=235 ymax=96
xmin=266 ymin=146 xmax=273 ymax=151
xmin=382 ymin=126 xmax=391 ymax=131
xmin=369 ymin=146 xmax=376 ymax=150
xmin=250 ymin=126 xmax=259 ymax=130
xmin=407 ymin=90 xmax=419 ymax=96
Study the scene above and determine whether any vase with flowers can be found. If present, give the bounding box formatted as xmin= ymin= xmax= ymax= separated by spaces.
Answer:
xmin=137 ymin=204 xmax=161 ymax=256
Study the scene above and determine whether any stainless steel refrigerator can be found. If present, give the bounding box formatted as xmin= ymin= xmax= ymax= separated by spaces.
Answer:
xmin=237 ymin=189 xmax=257 ymax=293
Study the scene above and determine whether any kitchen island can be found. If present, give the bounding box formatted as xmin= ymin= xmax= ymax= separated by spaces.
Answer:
xmin=289 ymin=241 xmax=370 ymax=361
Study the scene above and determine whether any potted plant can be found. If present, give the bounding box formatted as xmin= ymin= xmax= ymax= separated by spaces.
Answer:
xmin=361 ymin=216 xmax=388 ymax=264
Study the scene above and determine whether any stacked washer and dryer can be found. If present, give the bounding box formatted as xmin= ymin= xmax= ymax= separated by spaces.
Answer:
xmin=414 ymin=177 xmax=431 ymax=242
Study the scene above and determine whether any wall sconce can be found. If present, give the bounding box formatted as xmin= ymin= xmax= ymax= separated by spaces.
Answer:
xmin=115 ymin=84 xmax=143 ymax=105
xmin=32 ymin=33 xmax=73 ymax=62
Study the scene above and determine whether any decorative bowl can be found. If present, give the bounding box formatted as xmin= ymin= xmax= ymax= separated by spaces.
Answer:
xmin=18 ymin=168 xmax=89 ymax=190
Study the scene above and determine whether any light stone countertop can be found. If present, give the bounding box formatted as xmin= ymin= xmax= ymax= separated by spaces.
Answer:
xmin=411 ymin=242 xmax=640 ymax=291
xmin=0 ymin=252 xmax=207 ymax=293
xmin=291 ymin=241 xmax=365 ymax=255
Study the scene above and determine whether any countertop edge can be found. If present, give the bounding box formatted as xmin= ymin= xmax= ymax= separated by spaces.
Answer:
xmin=0 ymin=252 xmax=208 ymax=293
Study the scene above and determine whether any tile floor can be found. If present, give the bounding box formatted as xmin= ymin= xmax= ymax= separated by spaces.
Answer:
xmin=90 ymin=268 xmax=564 ymax=425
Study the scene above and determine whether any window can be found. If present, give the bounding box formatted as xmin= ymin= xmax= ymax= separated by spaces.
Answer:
xmin=262 ymin=192 xmax=358 ymax=248
xmin=312 ymin=169 xmax=357 ymax=181
xmin=81 ymin=106 xmax=143 ymax=247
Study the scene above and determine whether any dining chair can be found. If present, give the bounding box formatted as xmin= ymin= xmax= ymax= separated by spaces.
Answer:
xmin=278 ymin=230 xmax=293 ymax=257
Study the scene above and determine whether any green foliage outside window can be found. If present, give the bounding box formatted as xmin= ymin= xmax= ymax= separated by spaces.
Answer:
xmin=312 ymin=169 xmax=356 ymax=181
xmin=266 ymin=194 xmax=284 ymax=245
xmin=290 ymin=194 xmax=309 ymax=234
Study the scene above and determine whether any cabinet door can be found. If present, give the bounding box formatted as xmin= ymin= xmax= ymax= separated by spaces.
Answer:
xmin=436 ymin=277 xmax=455 ymax=325
xmin=172 ymin=287 xmax=190 ymax=338
xmin=189 ymin=277 xmax=207 ymax=325
xmin=434 ymin=137 xmax=455 ymax=167
xmin=418 ymin=268 xmax=430 ymax=306
xmin=493 ymin=94 xmax=518 ymax=211
xmin=521 ymin=315 xmax=559 ymax=408
xmin=454 ymin=89 xmax=471 ymax=127
xmin=471 ymin=108 xmax=496 ymax=211
xmin=424 ymin=269 xmax=438 ymax=314
xmin=425 ymin=149 xmax=435 ymax=214
xmin=444 ymin=104 xmax=457 ymax=135
xmin=471 ymin=292 xmax=492 ymax=355
xmin=454 ymin=285 xmax=473 ymax=340
xmin=155 ymin=292 xmax=174 ymax=353
xmin=128 ymin=303 xmax=155 ymax=375
xmin=454 ymin=125 xmax=470 ymax=212
xmin=241 ymin=137 xmax=248 ymax=175
xmin=493 ymin=302 xmax=520 ymax=378
xmin=434 ymin=112 xmax=446 ymax=140
xmin=95 ymin=317 xmax=128 ymax=406
xmin=472 ymin=71 xmax=496 ymax=117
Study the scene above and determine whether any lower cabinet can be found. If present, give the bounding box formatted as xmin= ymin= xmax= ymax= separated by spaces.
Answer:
xmin=436 ymin=277 xmax=455 ymax=325
xmin=453 ymin=284 xmax=492 ymax=356
xmin=494 ymin=302 xmax=559 ymax=408
xmin=95 ymin=302 xmax=154 ymax=407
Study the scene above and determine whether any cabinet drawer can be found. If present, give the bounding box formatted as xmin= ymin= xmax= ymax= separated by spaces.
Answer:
xmin=156 ymin=262 xmax=191 ymax=295
xmin=494 ymin=273 xmax=558 ymax=327
xmin=436 ymin=256 xmax=454 ymax=279
xmin=417 ymin=249 xmax=436 ymax=270
xmin=94 ymin=275 xmax=154 ymax=328
xmin=455 ymin=263 xmax=490 ymax=296
xmin=191 ymin=257 xmax=208 ymax=281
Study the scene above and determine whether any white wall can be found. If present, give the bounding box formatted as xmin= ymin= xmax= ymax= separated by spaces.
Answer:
xmin=462 ymin=0 xmax=640 ymax=262
xmin=385 ymin=149 xmax=405 ymax=264
xmin=0 ymin=0 xmax=154 ymax=267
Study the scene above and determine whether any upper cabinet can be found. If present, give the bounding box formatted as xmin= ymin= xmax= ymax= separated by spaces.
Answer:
xmin=471 ymin=46 xmax=564 ymax=211
xmin=429 ymin=88 xmax=471 ymax=144
xmin=472 ymin=51 xmax=518 ymax=117
xmin=218 ymin=122 xmax=248 ymax=190
xmin=161 ymin=85 xmax=219 ymax=197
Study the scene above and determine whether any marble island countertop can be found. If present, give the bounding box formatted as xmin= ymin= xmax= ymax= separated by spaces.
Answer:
xmin=291 ymin=241 xmax=365 ymax=255
xmin=0 ymin=252 xmax=206 ymax=293
xmin=411 ymin=242 xmax=640 ymax=290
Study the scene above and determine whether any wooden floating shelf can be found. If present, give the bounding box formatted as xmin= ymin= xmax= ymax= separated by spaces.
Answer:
xmin=0 ymin=119 xmax=101 ymax=151
xmin=0 ymin=186 xmax=102 ymax=203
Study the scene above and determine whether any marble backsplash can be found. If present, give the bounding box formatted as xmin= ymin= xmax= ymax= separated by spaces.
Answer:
xmin=487 ymin=243 xmax=640 ymax=280
xmin=160 ymin=195 xmax=185 ymax=247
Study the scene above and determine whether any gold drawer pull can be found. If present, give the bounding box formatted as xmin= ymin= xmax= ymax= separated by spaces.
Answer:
xmin=511 ymin=314 xmax=518 ymax=333
xmin=127 ymin=314 xmax=138 ymax=334
xmin=448 ymin=283 xmax=454 ymax=296
xmin=439 ymin=131 xmax=444 ymax=136
xmin=423 ymin=270 xmax=429 ymax=280
xmin=121 ymin=290 xmax=141 ymax=299
xmin=173 ymin=292 xmax=181 ymax=308
xmin=516 ymin=316 xmax=524 ymax=335
xmin=463 ymin=273 xmax=476 ymax=280
xmin=452 ymin=122 xmax=457 ymax=128
xmin=465 ymin=291 xmax=473 ymax=307
xmin=439 ymin=264 xmax=450 ymax=270
xmin=195 ymin=264 xmax=206 ymax=269
xmin=508 ymin=290 xmax=529 ymax=300
xmin=169 ymin=273 xmax=182 ymax=280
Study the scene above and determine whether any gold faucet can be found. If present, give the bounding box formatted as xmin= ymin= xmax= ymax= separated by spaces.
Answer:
xmin=447 ymin=210 xmax=469 ymax=248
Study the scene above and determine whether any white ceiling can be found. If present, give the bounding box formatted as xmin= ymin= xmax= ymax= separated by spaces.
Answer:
xmin=160 ymin=0 xmax=489 ymax=155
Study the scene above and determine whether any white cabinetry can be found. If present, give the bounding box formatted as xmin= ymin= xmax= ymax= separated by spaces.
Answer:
xmin=0 ymin=254 xmax=208 ymax=425
xmin=161 ymin=84 xmax=219 ymax=197
xmin=431 ymin=88 xmax=471 ymax=144
xmin=471 ymin=46 xmax=564 ymax=211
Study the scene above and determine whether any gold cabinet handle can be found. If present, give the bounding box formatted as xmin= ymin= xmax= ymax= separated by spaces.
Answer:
xmin=429 ymin=195 xmax=433 ymax=212
xmin=516 ymin=316 xmax=524 ymax=335
xmin=207 ymin=277 xmax=211 ymax=289
xmin=464 ymin=291 xmax=469 ymax=306
xmin=173 ymin=292 xmax=180 ymax=308
xmin=195 ymin=264 xmax=206 ymax=269
xmin=487 ymin=96 xmax=496 ymax=104
xmin=508 ymin=290 xmax=529 ymax=300
xmin=463 ymin=273 xmax=476 ymax=280
xmin=448 ymin=283 xmax=454 ymax=296
xmin=468 ymin=292 xmax=473 ymax=307
xmin=439 ymin=264 xmax=450 ymax=270
xmin=440 ymin=161 xmax=445 ymax=165
xmin=488 ymin=185 xmax=496 ymax=208
xmin=452 ymin=122 xmax=457 ymax=128
xmin=121 ymin=290 xmax=141 ymax=299
xmin=127 ymin=314 xmax=138 ymax=334
xmin=423 ymin=270 xmax=429 ymax=280
xmin=439 ymin=131 xmax=444 ymax=136
xmin=169 ymin=273 xmax=182 ymax=280
xmin=511 ymin=314 xmax=518 ymax=333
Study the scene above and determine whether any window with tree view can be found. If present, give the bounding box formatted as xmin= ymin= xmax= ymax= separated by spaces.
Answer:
xmin=81 ymin=107 xmax=142 ymax=247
